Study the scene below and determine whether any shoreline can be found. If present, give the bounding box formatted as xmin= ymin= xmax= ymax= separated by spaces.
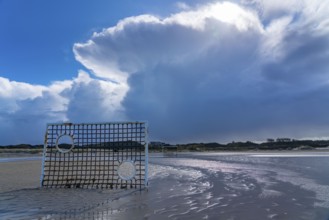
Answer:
xmin=1 ymin=152 xmax=329 ymax=219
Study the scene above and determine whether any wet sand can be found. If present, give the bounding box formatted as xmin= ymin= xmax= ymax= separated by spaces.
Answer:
xmin=1 ymin=152 xmax=329 ymax=219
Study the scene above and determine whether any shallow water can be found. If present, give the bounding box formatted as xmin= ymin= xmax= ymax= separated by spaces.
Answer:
xmin=1 ymin=152 xmax=329 ymax=219
xmin=0 ymin=156 xmax=41 ymax=163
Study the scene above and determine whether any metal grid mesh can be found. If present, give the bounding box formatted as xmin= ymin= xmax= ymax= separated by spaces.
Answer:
xmin=41 ymin=122 xmax=148 ymax=189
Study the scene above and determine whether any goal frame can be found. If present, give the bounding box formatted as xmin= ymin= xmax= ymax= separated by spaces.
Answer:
xmin=40 ymin=121 xmax=148 ymax=189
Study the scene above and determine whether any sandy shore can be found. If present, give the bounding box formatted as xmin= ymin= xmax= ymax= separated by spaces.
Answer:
xmin=0 ymin=160 xmax=41 ymax=193
xmin=1 ymin=153 xmax=329 ymax=219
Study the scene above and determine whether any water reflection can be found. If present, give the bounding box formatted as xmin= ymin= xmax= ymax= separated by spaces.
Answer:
xmin=46 ymin=200 xmax=117 ymax=220
xmin=0 ymin=188 xmax=140 ymax=220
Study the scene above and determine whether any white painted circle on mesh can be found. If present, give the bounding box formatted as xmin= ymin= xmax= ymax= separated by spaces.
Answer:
xmin=56 ymin=134 xmax=74 ymax=153
xmin=117 ymin=161 xmax=136 ymax=181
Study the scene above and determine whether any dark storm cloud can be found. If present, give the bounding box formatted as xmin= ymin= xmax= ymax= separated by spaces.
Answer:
xmin=263 ymin=33 xmax=329 ymax=84
xmin=72 ymin=1 xmax=329 ymax=143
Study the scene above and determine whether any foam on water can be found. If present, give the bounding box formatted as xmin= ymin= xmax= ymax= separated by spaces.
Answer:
xmin=149 ymin=164 xmax=203 ymax=180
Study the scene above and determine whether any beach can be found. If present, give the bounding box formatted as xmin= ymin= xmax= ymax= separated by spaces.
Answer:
xmin=1 ymin=152 xmax=329 ymax=219
xmin=0 ymin=159 xmax=41 ymax=193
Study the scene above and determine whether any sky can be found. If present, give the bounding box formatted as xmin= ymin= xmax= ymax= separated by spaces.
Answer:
xmin=0 ymin=0 xmax=329 ymax=145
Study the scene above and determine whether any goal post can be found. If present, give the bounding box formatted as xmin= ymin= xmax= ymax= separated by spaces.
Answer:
xmin=40 ymin=121 xmax=148 ymax=189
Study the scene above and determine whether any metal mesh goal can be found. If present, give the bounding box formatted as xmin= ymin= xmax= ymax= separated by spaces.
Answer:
xmin=41 ymin=122 xmax=148 ymax=189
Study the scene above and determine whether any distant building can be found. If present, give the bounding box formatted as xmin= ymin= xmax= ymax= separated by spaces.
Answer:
xmin=276 ymin=138 xmax=291 ymax=142
xmin=267 ymin=138 xmax=275 ymax=143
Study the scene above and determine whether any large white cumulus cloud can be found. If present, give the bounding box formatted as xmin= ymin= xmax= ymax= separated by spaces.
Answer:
xmin=0 ymin=71 xmax=125 ymax=144
xmin=1 ymin=0 xmax=329 ymax=144
xmin=74 ymin=0 xmax=329 ymax=143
